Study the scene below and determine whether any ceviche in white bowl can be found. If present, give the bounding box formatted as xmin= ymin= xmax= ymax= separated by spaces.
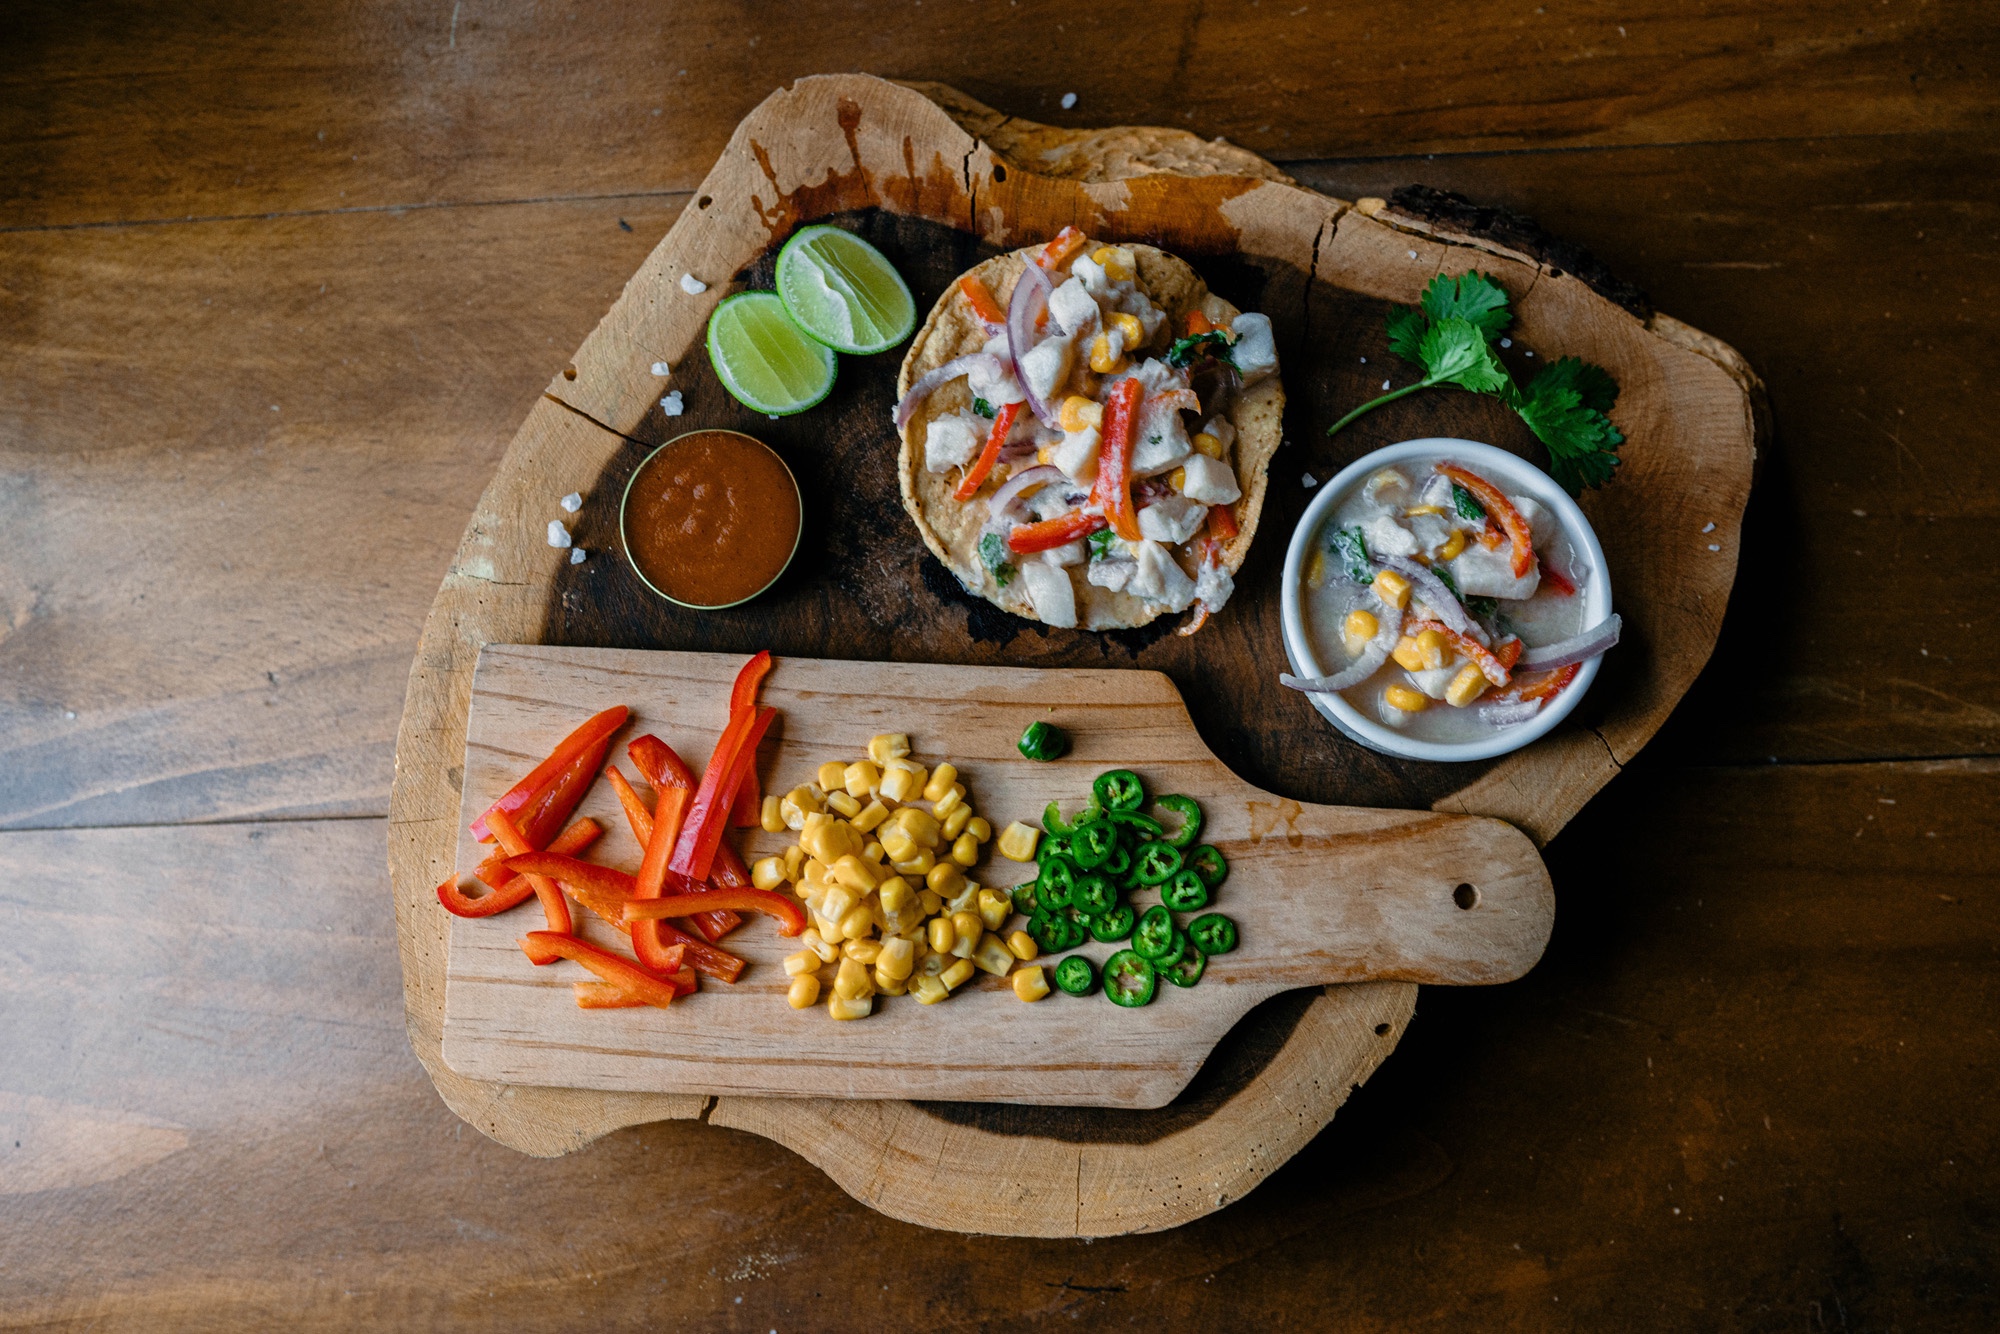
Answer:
xmin=1279 ymin=438 xmax=1620 ymax=762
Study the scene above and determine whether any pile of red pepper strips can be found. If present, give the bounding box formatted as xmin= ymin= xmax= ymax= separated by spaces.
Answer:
xmin=435 ymin=651 xmax=806 ymax=1010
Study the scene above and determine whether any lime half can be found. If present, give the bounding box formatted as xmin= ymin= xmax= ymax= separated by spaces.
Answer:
xmin=775 ymin=225 xmax=916 ymax=355
xmin=706 ymin=292 xmax=838 ymax=416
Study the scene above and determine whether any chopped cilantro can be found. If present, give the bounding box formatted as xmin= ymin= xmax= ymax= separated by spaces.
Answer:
xmin=1167 ymin=330 xmax=1234 ymax=369
xmin=1466 ymin=595 xmax=1500 ymax=620
xmin=1451 ymin=482 xmax=1486 ymax=521
xmin=1433 ymin=564 xmax=1460 ymax=598
xmin=978 ymin=532 xmax=1016 ymax=587
xmin=1087 ymin=529 xmax=1125 ymax=561
xmin=1326 ymin=271 xmax=1624 ymax=495
xmin=1327 ymin=526 xmax=1372 ymax=584
xmin=971 ymin=397 xmax=997 ymax=419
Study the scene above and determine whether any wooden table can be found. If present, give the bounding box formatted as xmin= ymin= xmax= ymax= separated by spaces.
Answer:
xmin=4 ymin=3 xmax=1995 ymax=1326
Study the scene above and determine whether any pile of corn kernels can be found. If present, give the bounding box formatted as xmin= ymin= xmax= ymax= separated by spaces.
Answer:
xmin=752 ymin=733 xmax=1049 ymax=1018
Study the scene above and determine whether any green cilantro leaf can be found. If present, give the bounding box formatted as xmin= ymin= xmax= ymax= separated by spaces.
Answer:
xmin=1451 ymin=482 xmax=1486 ymax=521
xmin=1420 ymin=272 xmax=1513 ymax=340
xmin=1433 ymin=564 xmax=1461 ymax=598
xmin=1327 ymin=525 xmax=1373 ymax=583
xmin=1529 ymin=355 xmax=1618 ymax=413
xmin=971 ymin=397 xmax=997 ymax=419
xmin=1418 ymin=317 xmax=1510 ymax=394
xmin=1167 ymin=330 xmax=1235 ymax=369
xmin=978 ymin=532 xmax=1017 ymax=587
xmin=1087 ymin=529 xmax=1125 ymax=561
xmin=1466 ymin=595 xmax=1500 ymax=620
xmin=1385 ymin=307 xmax=1430 ymax=365
xmin=1516 ymin=361 xmax=1626 ymax=495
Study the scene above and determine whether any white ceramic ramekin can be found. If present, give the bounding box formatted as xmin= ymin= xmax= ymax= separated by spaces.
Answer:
xmin=1279 ymin=437 xmax=1613 ymax=762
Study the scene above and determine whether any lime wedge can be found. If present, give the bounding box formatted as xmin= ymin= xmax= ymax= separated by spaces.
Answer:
xmin=706 ymin=292 xmax=838 ymax=416
xmin=775 ymin=225 xmax=916 ymax=355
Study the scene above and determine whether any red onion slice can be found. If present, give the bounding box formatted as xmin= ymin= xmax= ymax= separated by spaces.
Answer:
xmin=892 ymin=352 xmax=1005 ymax=431
xmin=1517 ymin=613 xmax=1622 ymax=671
xmin=982 ymin=464 xmax=1064 ymax=529
xmin=1376 ymin=554 xmax=1474 ymax=637
xmin=1007 ymin=263 xmax=1058 ymax=427
xmin=1280 ymin=601 xmax=1406 ymax=693
xmin=1478 ymin=698 xmax=1546 ymax=726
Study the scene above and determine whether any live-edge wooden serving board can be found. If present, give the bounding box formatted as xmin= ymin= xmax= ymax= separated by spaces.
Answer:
xmin=441 ymin=648 xmax=1553 ymax=1106
xmin=388 ymin=74 xmax=1759 ymax=1234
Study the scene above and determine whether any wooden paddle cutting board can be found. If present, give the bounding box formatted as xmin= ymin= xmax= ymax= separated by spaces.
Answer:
xmin=439 ymin=645 xmax=1554 ymax=1107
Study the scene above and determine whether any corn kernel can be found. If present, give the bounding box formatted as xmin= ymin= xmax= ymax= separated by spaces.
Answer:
xmin=759 ymin=794 xmax=785 ymax=833
xmin=917 ymin=888 xmax=944 ymax=917
xmin=752 ymin=856 xmax=787 ymax=891
xmin=782 ymin=844 xmax=805 ymax=878
xmin=1372 ymin=569 xmax=1412 ymax=610
xmin=911 ymin=973 xmax=950 ymax=1004
xmin=878 ymin=876 xmax=915 ymax=915
xmin=941 ymin=958 xmax=976 ymax=991
xmin=843 ymin=937 xmax=881 ymax=965
xmin=976 ymin=887 xmax=1011 ymax=932
xmin=1445 ymin=662 xmax=1489 ymax=707
xmin=1058 ymin=395 xmax=1103 ymax=433
xmin=966 ymin=816 xmax=992 ymax=843
xmin=1091 ymin=245 xmax=1136 ymax=283
xmin=951 ymin=832 xmax=980 ymax=867
xmin=876 ymin=935 xmax=915 ymax=980
xmin=783 ymin=950 xmax=817 ymax=977
xmin=927 ymin=862 xmax=966 ymax=898
xmin=1088 ymin=332 xmax=1125 ymax=375
xmin=868 ymin=733 xmax=911 ymax=765
xmin=1168 ymin=466 xmax=1187 ymax=492
xmin=843 ymin=761 xmax=879 ymax=799
xmin=785 ymin=784 xmax=823 ymax=816
xmin=1306 ymin=547 xmax=1328 ymax=590
xmin=801 ymin=928 xmax=839 ymax=963
xmin=1391 ymin=635 xmax=1426 ymax=672
xmin=802 ymin=857 xmax=833 ymax=891
xmin=897 ymin=807 xmax=943 ymax=848
xmin=838 ymin=904 xmax=874 ymax=941
xmin=941 ymin=802 xmax=972 ymax=840
xmin=1415 ymin=628 xmax=1449 ymax=671
xmin=851 ymin=799 xmax=890 ymax=834
xmin=826 ymin=789 xmax=860 ymax=818
xmin=893 ymin=849 xmax=936 ymax=878
xmin=1406 ymin=504 xmax=1449 ymax=517
xmin=919 ymin=763 xmax=956 ymax=804
xmin=834 ymin=956 xmax=874 ymax=1001
xmin=996 ymin=821 xmax=1041 ymax=862
xmin=1192 ymin=431 xmax=1225 ymax=459
xmin=1438 ymin=529 xmax=1468 ymax=562
xmin=874 ymin=966 xmax=908 ymax=996
xmin=788 ymin=975 xmax=821 ymax=1009
xmin=933 ymin=783 xmax=967 ymax=819
xmin=1385 ymin=684 xmax=1429 ymax=713
xmin=1007 ymin=929 xmax=1039 ymax=962
xmin=1013 ymin=966 xmax=1050 ymax=1002
xmin=1107 ymin=311 xmax=1144 ymax=345
xmin=1343 ymin=608 xmax=1379 ymax=657
xmin=863 ymin=841 xmax=886 ymax=864
xmin=818 ymin=885 xmax=857 ymax=931
xmin=973 ymin=932 xmax=1017 ymax=976
xmin=877 ymin=763 xmax=921 ymax=804
xmin=928 ymin=917 xmax=956 ymax=953
xmin=827 ymin=991 xmax=871 ymax=1020
xmin=879 ymin=826 xmax=918 ymax=863
xmin=817 ymin=761 xmax=847 ymax=791
xmin=950 ymin=910 xmax=982 ymax=958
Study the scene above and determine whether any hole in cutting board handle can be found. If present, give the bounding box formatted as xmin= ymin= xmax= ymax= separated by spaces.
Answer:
xmin=1453 ymin=883 xmax=1479 ymax=910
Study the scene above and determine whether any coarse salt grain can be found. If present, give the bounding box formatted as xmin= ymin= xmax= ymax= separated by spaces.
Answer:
xmin=1701 ymin=522 xmax=1715 ymax=533
xmin=1406 ymin=250 xmax=1417 ymax=259
xmin=570 ymin=548 xmax=587 ymax=564
xmin=1525 ymin=349 xmax=1535 ymax=357
xmin=1706 ymin=543 xmax=1721 ymax=552
xmin=680 ymin=273 xmax=708 ymax=295
xmin=662 ymin=391 xmax=684 ymax=416
xmin=1359 ymin=356 xmax=1368 ymax=364
xmin=1500 ymin=338 xmax=1513 ymax=349
xmin=547 ymin=520 xmax=573 ymax=549
xmin=650 ymin=362 xmax=671 ymax=377
xmin=1382 ymin=379 xmax=1391 ymax=390
xmin=1301 ymin=474 xmax=1318 ymax=488
xmin=560 ymin=492 xmax=582 ymax=513
xmin=1060 ymin=93 xmax=1077 ymax=109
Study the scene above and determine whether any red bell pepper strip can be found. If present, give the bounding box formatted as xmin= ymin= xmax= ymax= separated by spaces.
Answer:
xmin=622 ymin=888 xmax=807 ymax=935
xmin=729 ymin=650 xmax=774 ymax=715
xmin=953 ymin=400 xmax=1022 ymax=501
xmin=668 ymin=699 xmax=774 ymax=884
xmin=1206 ymin=501 xmax=1239 ymax=542
xmin=631 ymin=785 xmax=690 ymax=972
xmin=472 ymin=812 xmax=602 ymax=895
xmin=506 ymin=852 xmax=748 ymax=983
xmin=604 ymin=765 xmax=654 ymax=849
xmin=1037 ymin=225 xmax=1088 ymax=270
xmin=470 ymin=705 xmax=628 ymax=842
xmin=1540 ymin=563 xmax=1576 ymax=597
xmin=627 ymin=734 xmax=696 ymax=791
xmin=487 ymin=807 xmax=573 ymax=934
xmin=1512 ymin=662 xmax=1582 ymax=704
xmin=959 ymin=273 xmax=1008 ymax=326
xmin=1089 ymin=377 xmax=1143 ymax=541
xmin=439 ymin=874 xmax=535 ymax=918
xmin=1438 ymin=464 xmax=1534 ymax=579
xmin=519 ymin=931 xmax=684 ymax=1009
xmin=724 ymin=652 xmax=774 ymax=826
xmin=574 ymin=970 xmax=696 ymax=1007
xmin=1009 ymin=509 xmax=1107 ymax=555
xmin=1185 ymin=310 xmax=1214 ymax=337
xmin=1403 ymin=619 xmax=1514 ymax=688
xmin=1495 ymin=637 xmax=1524 ymax=671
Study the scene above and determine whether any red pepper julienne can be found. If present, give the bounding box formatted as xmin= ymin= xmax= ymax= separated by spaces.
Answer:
xmin=470 ymin=705 xmax=628 ymax=842
xmin=953 ymin=400 xmax=1021 ymax=502
xmin=1009 ymin=509 xmax=1106 ymax=554
xmin=518 ymin=931 xmax=688 ymax=1008
xmin=1090 ymin=377 xmax=1144 ymax=542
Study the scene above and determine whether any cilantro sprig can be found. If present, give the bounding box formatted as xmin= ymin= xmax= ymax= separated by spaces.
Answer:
xmin=1327 ymin=272 xmax=1625 ymax=495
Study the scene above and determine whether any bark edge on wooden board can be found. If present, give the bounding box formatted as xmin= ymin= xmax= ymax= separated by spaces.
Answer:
xmin=387 ymin=74 xmax=1759 ymax=1235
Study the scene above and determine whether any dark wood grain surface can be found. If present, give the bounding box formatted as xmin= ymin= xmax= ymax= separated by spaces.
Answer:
xmin=3 ymin=0 xmax=1996 ymax=1326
